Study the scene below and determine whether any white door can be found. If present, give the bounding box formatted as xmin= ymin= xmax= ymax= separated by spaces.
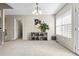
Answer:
xmin=75 ymin=3 xmax=79 ymax=54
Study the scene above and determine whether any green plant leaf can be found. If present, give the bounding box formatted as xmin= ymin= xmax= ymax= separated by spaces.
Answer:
xmin=39 ymin=23 xmax=49 ymax=32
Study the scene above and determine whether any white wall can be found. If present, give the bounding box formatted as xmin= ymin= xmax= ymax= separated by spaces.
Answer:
xmin=5 ymin=15 xmax=55 ymax=41
xmin=14 ymin=15 xmax=55 ymax=40
xmin=56 ymin=4 xmax=75 ymax=51
xmin=5 ymin=15 xmax=14 ymax=41
xmin=14 ymin=18 xmax=18 ymax=39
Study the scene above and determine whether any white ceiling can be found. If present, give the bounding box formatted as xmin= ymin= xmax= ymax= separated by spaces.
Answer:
xmin=5 ymin=3 xmax=65 ymax=15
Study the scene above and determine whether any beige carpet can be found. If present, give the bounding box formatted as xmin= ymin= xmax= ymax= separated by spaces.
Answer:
xmin=0 ymin=40 xmax=76 ymax=56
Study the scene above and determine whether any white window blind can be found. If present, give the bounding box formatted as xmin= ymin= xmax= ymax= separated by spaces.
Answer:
xmin=56 ymin=9 xmax=72 ymax=38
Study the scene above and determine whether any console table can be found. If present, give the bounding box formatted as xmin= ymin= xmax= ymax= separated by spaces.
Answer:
xmin=31 ymin=32 xmax=47 ymax=40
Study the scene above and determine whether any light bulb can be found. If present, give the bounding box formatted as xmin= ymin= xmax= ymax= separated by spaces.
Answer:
xmin=32 ymin=9 xmax=37 ymax=14
xmin=34 ymin=9 xmax=37 ymax=12
xmin=35 ymin=12 xmax=39 ymax=15
xmin=39 ymin=10 xmax=42 ymax=14
xmin=32 ymin=11 xmax=34 ymax=14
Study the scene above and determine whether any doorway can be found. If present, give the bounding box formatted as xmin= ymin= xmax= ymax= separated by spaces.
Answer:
xmin=14 ymin=18 xmax=23 ymax=40
xmin=18 ymin=20 xmax=22 ymax=39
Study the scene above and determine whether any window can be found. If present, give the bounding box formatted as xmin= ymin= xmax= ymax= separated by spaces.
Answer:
xmin=56 ymin=9 xmax=72 ymax=38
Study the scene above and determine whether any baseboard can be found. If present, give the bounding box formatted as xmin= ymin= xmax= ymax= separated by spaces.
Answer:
xmin=56 ymin=40 xmax=79 ymax=56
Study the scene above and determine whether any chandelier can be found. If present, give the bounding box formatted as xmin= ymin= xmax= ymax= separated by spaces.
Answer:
xmin=32 ymin=3 xmax=42 ymax=15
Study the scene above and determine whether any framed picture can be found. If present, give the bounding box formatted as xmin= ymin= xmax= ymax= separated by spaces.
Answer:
xmin=34 ymin=19 xmax=41 ymax=25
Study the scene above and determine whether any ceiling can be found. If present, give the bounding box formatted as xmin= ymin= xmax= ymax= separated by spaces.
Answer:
xmin=5 ymin=3 xmax=66 ymax=15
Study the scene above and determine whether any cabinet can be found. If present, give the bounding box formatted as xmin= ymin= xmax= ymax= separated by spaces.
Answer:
xmin=31 ymin=32 xmax=47 ymax=40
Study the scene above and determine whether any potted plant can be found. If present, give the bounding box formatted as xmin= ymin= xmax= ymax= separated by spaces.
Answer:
xmin=39 ymin=23 xmax=49 ymax=32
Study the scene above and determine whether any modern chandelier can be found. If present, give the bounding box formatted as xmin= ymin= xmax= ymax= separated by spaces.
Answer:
xmin=32 ymin=3 xmax=42 ymax=15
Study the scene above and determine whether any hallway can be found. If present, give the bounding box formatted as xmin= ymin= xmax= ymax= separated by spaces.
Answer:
xmin=0 ymin=40 xmax=76 ymax=56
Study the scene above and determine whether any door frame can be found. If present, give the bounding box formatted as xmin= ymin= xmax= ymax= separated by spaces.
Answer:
xmin=74 ymin=3 xmax=79 ymax=54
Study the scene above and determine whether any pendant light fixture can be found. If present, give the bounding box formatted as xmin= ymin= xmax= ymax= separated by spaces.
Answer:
xmin=32 ymin=3 xmax=42 ymax=15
